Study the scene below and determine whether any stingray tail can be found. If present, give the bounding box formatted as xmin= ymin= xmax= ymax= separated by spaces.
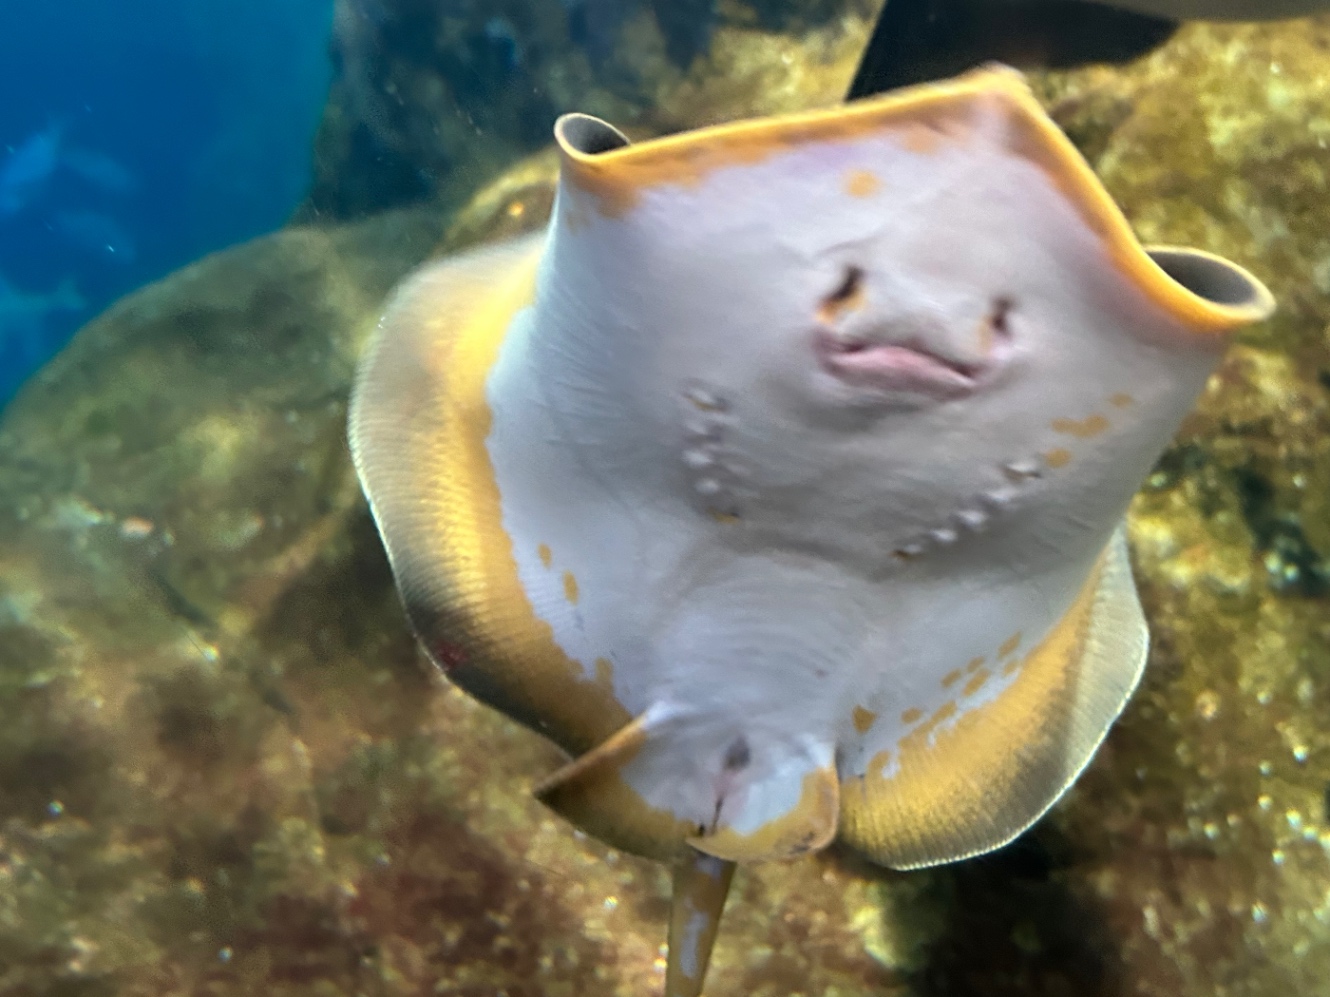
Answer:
xmin=666 ymin=849 xmax=736 ymax=997
xmin=847 ymin=0 xmax=1178 ymax=100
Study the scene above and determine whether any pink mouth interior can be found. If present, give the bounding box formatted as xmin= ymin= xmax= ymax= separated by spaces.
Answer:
xmin=816 ymin=333 xmax=981 ymax=399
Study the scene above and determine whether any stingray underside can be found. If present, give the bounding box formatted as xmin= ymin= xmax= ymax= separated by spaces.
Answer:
xmin=841 ymin=530 xmax=1149 ymax=870
xmin=536 ymin=533 xmax=1151 ymax=870
xmin=348 ymin=233 xmax=635 ymax=764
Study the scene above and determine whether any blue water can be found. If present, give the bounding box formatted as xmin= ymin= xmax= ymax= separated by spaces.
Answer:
xmin=0 ymin=0 xmax=336 ymax=408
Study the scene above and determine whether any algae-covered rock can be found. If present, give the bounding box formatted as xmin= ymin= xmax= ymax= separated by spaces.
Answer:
xmin=2 ymin=10 xmax=1330 ymax=997
xmin=1032 ymin=23 xmax=1330 ymax=996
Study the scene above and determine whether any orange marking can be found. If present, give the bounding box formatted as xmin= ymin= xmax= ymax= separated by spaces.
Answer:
xmin=998 ymin=632 xmax=1022 ymax=658
xmin=557 ymin=74 xmax=980 ymax=218
xmin=844 ymin=169 xmax=882 ymax=197
xmin=867 ymin=749 xmax=892 ymax=780
xmin=994 ymin=78 xmax=1271 ymax=336
xmin=976 ymin=312 xmax=995 ymax=355
xmin=556 ymin=69 xmax=1269 ymax=335
xmin=919 ymin=701 xmax=957 ymax=738
xmin=1109 ymin=393 xmax=1134 ymax=408
xmin=563 ymin=571 xmax=580 ymax=604
xmin=900 ymin=706 xmax=924 ymax=725
xmin=965 ymin=656 xmax=985 ymax=674
xmin=962 ymin=668 xmax=991 ymax=698
xmin=816 ymin=269 xmax=866 ymax=324
xmin=421 ymin=247 xmax=632 ymax=770
xmin=1044 ymin=448 xmax=1072 ymax=469
xmin=852 ymin=705 xmax=878 ymax=734
xmin=1051 ymin=415 xmax=1109 ymax=439
xmin=900 ymin=120 xmax=949 ymax=154
xmin=538 ymin=544 xmax=553 ymax=568
xmin=1003 ymin=654 xmax=1026 ymax=677
xmin=839 ymin=548 xmax=1119 ymax=869
xmin=942 ymin=669 xmax=963 ymax=689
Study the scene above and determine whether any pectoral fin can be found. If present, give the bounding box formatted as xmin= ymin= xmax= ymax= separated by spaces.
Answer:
xmin=840 ymin=528 xmax=1149 ymax=869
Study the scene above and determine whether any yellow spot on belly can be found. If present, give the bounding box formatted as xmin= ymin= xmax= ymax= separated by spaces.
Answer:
xmin=867 ymin=749 xmax=892 ymax=780
xmin=1044 ymin=448 xmax=1072 ymax=469
xmin=561 ymin=90 xmax=983 ymax=218
xmin=844 ymin=169 xmax=882 ymax=197
xmin=563 ymin=571 xmax=580 ymax=604
xmin=917 ymin=701 xmax=957 ymax=738
xmin=538 ymin=544 xmax=552 ymax=568
xmin=965 ymin=656 xmax=985 ymax=674
xmin=1002 ymin=654 xmax=1026 ymax=677
xmin=977 ymin=313 xmax=994 ymax=354
xmin=998 ymin=632 xmax=1022 ymax=658
xmin=595 ymin=657 xmax=614 ymax=689
xmin=1109 ymin=393 xmax=1134 ymax=408
xmin=942 ymin=669 xmax=963 ymax=689
xmin=900 ymin=706 xmax=924 ymax=725
xmin=852 ymin=705 xmax=878 ymax=734
xmin=901 ymin=121 xmax=945 ymax=154
xmin=709 ymin=510 xmax=740 ymax=524
xmin=962 ymin=668 xmax=991 ymax=698
xmin=1051 ymin=414 xmax=1109 ymax=438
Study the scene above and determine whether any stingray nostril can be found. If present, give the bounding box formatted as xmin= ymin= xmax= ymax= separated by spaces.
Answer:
xmin=989 ymin=296 xmax=1015 ymax=339
xmin=723 ymin=736 xmax=751 ymax=771
xmin=817 ymin=265 xmax=866 ymax=324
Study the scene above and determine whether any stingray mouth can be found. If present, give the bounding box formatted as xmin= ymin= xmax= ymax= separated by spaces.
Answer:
xmin=814 ymin=329 xmax=987 ymax=400
xmin=810 ymin=268 xmax=1011 ymax=401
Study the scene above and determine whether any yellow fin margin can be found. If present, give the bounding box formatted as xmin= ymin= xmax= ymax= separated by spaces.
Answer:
xmin=555 ymin=65 xmax=1272 ymax=335
xmin=840 ymin=529 xmax=1148 ymax=869
xmin=348 ymin=235 xmax=633 ymax=760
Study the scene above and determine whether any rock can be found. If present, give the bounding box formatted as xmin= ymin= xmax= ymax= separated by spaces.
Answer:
xmin=306 ymin=0 xmax=878 ymax=219
xmin=3 ymin=10 xmax=1329 ymax=997
xmin=1032 ymin=22 xmax=1330 ymax=996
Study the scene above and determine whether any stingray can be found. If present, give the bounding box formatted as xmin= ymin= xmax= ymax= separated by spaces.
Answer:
xmin=349 ymin=66 xmax=1273 ymax=996
xmin=849 ymin=0 xmax=1330 ymax=97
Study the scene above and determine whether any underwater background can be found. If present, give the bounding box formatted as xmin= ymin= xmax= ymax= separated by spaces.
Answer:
xmin=1 ymin=1 xmax=1329 ymax=995
xmin=0 ymin=0 xmax=334 ymax=406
